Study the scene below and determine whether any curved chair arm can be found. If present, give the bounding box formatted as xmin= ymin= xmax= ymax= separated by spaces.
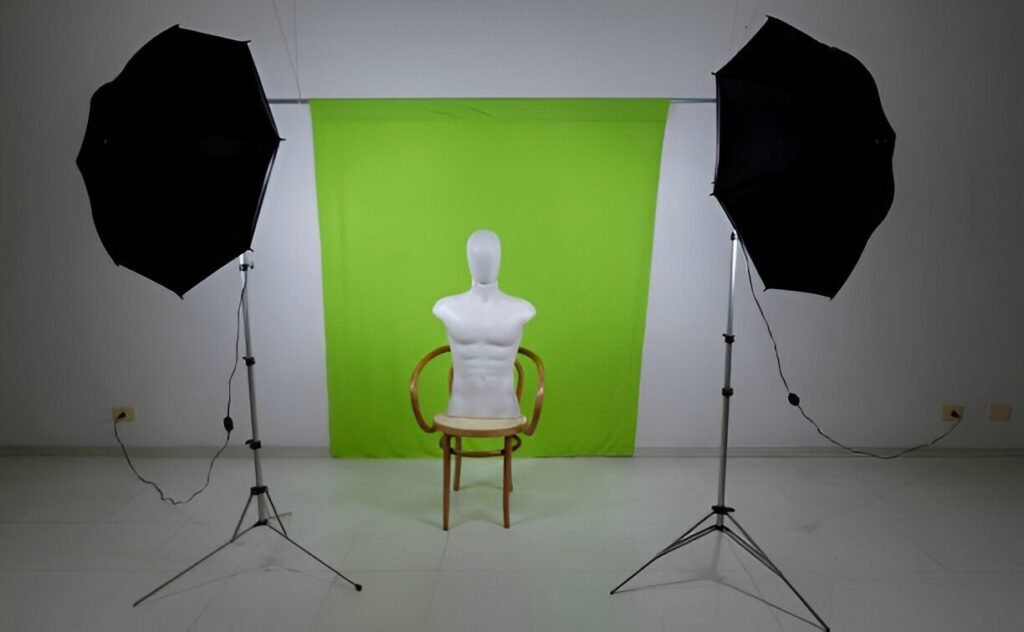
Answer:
xmin=517 ymin=347 xmax=545 ymax=436
xmin=410 ymin=345 xmax=451 ymax=433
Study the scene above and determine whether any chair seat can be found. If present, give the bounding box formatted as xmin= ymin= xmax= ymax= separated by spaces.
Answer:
xmin=433 ymin=414 xmax=527 ymax=437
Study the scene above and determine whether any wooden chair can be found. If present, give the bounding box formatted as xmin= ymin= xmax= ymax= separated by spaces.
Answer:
xmin=410 ymin=346 xmax=545 ymax=530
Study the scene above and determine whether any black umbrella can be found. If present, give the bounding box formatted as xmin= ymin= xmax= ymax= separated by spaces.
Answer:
xmin=76 ymin=25 xmax=281 ymax=297
xmin=712 ymin=16 xmax=896 ymax=299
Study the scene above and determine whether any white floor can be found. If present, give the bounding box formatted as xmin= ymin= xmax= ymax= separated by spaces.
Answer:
xmin=1 ymin=455 xmax=1022 ymax=631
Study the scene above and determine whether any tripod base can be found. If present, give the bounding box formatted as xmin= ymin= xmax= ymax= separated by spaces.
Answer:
xmin=134 ymin=485 xmax=361 ymax=607
xmin=611 ymin=505 xmax=829 ymax=631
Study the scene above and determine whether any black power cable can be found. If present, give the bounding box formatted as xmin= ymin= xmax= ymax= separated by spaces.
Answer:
xmin=112 ymin=276 xmax=246 ymax=503
xmin=739 ymin=243 xmax=963 ymax=459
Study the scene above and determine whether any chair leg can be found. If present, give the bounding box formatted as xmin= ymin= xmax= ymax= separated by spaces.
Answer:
xmin=442 ymin=434 xmax=451 ymax=531
xmin=454 ymin=437 xmax=462 ymax=491
xmin=503 ymin=436 xmax=512 ymax=528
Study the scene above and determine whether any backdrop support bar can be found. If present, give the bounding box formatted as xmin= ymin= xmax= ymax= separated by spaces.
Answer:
xmin=267 ymin=97 xmax=716 ymax=105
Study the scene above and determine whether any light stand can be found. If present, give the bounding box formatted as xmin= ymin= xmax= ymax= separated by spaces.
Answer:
xmin=610 ymin=233 xmax=829 ymax=632
xmin=134 ymin=253 xmax=362 ymax=607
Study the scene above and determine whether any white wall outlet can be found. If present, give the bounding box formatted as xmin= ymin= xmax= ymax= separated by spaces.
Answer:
xmin=987 ymin=404 xmax=1012 ymax=422
xmin=941 ymin=404 xmax=964 ymax=421
xmin=113 ymin=406 xmax=135 ymax=423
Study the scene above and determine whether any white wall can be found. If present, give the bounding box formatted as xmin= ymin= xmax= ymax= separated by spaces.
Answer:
xmin=1 ymin=0 xmax=1021 ymax=449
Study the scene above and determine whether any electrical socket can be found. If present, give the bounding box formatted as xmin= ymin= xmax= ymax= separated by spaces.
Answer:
xmin=941 ymin=404 xmax=964 ymax=421
xmin=987 ymin=404 xmax=1012 ymax=422
xmin=113 ymin=406 xmax=135 ymax=423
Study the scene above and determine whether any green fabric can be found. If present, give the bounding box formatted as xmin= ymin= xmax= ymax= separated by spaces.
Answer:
xmin=310 ymin=99 xmax=668 ymax=457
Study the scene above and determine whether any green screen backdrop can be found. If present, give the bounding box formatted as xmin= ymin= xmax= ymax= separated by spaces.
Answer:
xmin=310 ymin=99 xmax=668 ymax=457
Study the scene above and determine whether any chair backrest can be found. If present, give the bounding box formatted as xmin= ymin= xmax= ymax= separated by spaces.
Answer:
xmin=410 ymin=346 xmax=545 ymax=436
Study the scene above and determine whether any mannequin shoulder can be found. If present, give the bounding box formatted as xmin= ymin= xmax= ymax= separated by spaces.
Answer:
xmin=432 ymin=297 xmax=453 ymax=319
xmin=505 ymin=296 xmax=536 ymax=321
xmin=432 ymin=293 xmax=468 ymax=319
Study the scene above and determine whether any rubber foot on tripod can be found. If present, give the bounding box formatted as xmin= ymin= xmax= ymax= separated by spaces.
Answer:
xmin=355 ymin=584 xmax=363 ymax=591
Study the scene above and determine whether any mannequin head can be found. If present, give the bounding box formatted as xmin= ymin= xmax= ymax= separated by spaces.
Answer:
xmin=467 ymin=229 xmax=501 ymax=285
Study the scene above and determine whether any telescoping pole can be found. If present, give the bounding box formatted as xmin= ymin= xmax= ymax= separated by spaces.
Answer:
xmin=239 ymin=253 xmax=268 ymax=523
xmin=715 ymin=233 xmax=738 ymax=522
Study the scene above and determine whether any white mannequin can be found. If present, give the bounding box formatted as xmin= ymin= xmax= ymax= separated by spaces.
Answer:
xmin=433 ymin=230 xmax=536 ymax=418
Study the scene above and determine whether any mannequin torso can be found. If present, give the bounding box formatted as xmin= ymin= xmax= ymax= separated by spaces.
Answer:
xmin=433 ymin=231 xmax=535 ymax=418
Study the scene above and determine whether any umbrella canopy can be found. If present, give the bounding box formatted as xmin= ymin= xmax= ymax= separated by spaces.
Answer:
xmin=712 ymin=17 xmax=896 ymax=299
xmin=77 ymin=25 xmax=280 ymax=297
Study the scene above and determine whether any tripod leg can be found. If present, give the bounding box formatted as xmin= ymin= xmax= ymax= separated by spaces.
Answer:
xmin=723 ymin=516 xmax=830 ymax=631
xmin=233 ymin=493 xmax=255 ymax=540
xmin=264 ymin=488 xmax=288 ymax=537
xmin=610 ymin=510 xmax=716 ymax=594
xmin=657 ymin=524 xmax=719 ymax=559
xmin=134 ymin=524 xmax=257 ymax=607
xmin=265 ymin=524 xmax=362 ymax=591
xmin=725 ymin=515 xmax=781 ymax=571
